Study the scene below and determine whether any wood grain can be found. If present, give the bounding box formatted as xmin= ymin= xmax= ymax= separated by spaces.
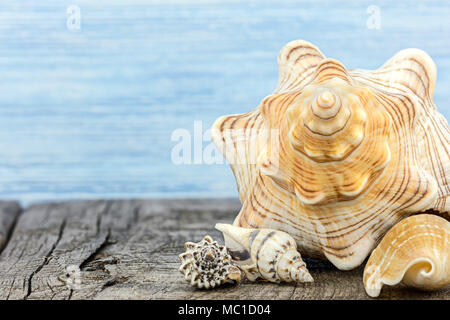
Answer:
xmin=0 ymin=199 xmax=448 ymax=300
xmin=0 ymin=201 xmax=21 ymax=253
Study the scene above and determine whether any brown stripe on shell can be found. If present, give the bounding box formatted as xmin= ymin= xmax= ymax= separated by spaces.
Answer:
xmin=213 ymin=41 xmax=449 ymax=269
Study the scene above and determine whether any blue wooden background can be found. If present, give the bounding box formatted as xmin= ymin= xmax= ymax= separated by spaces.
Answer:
xmin=0 ymin=0 xmax=449 ymax=205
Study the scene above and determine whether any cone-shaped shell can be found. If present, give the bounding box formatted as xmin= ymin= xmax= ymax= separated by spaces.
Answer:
xmin=211 ymin=40 xmax=450 ymax=270
xmin=215 ymin=223 xmax=313 ymax=283
xmin=363 ymin=214 xmax=450 ymax=297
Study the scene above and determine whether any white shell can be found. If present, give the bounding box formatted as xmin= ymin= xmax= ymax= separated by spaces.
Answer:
xmin=216 ymin=223 xmax=313 ymax=283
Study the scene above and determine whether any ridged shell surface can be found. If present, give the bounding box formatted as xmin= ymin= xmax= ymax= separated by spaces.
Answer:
xmin=212 ymin=40 xmax=450 ymax=270
xmin=216 ymin=223 xmax=313 ymax=283
xmin=363 ymin=214 xmax=449 ymax=297
xmin=179 ymin=235 xmax=242 ymax=289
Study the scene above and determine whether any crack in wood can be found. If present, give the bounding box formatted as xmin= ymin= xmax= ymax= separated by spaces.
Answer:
xmin=25 ymin=218 xmax=66 ymax=299
xmin=79 ymin=229 xmax=112 ymax=270
xmin=0 ymin=202 xmax=22 ymax=255
xmin=6 ymin=278 xmax=15 ymax=300
xmin=0 ymin=199 xmax=447 ymax=300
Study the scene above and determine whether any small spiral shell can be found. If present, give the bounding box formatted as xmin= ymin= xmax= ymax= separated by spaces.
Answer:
xmin=215 ymin=223 xmax=313 ymax=283
xmin=179 ymin=235 xmax=242 ymax=289
xmin=363 ymin=214 xmax=450 ymax=297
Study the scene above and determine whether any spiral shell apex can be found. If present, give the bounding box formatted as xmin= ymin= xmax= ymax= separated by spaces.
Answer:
xmin=211 ymin=40 xmax=449 ymax=271
xmin=179 ymin=235 xmax=242 ymax=289
xmin=363 ymin=214 xmax=450 ymax=297
xmin=215 ymin=223 xmax=313 ymax=283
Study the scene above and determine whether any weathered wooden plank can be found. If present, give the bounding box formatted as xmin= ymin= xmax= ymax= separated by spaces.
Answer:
xmin=0 ymin=199 xmax=448 ymax=300
xmin=0 ymin=201 xmax=21 ymax=253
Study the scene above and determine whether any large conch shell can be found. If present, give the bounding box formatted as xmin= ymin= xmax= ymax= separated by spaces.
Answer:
xmin=215 ymin=223 xmax=313 ymax=283
xmin=364 ymin=214 xmax=450 ymax=297
xmin=211 ymin=40 xmax=450 ymax=271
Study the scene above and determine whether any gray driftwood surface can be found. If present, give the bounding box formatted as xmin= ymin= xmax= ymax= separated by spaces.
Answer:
xmin=0 ymin=199 xmax=448 ymax=300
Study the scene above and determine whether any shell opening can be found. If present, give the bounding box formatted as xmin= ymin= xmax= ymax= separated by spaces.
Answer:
xmin=402 ymin=258 xmax=438 ymax=289
xmin=215 ymin=223 xmax=253 ymax=265
xmin=364 ymin=215 xmax=450 ymax=297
